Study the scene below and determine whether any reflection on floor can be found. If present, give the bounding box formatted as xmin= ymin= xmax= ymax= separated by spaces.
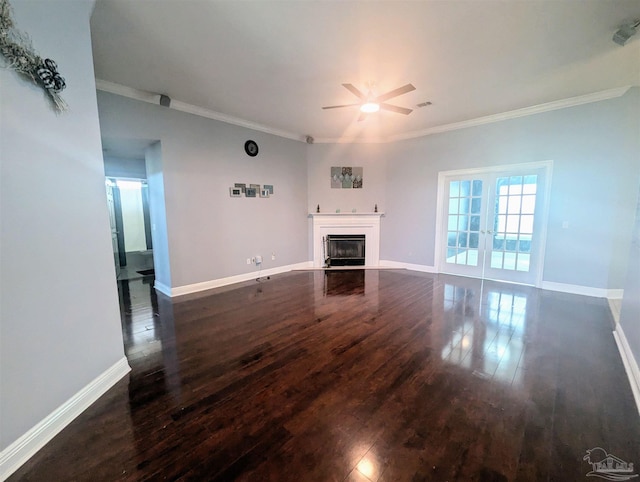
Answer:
xmin=440 ymin=283 xmax=529 ymax=385
xmin=9 ymin=270 xmax=639 ymax=482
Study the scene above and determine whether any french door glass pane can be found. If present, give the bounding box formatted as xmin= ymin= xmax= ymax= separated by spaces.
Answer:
xmin=491 ymin=251 xmax=504 ymax=268
xmin=516 ymin=253 xmax=530 ymax=271
xmin=446 ymin=179 xmax=482 ymax=267
xmin=521 ymin=196 xmax=536 ymax=214
xmin=469 ymin=233 xmax=479 ymax=248
xmin=490 ymin=175 xmax=538 ymax=272
xmin=523 ymin=176 xmax=537 ymax=193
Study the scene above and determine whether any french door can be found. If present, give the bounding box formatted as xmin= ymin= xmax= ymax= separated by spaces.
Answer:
xmin=438 ymin=163 xmax=550 ymax=285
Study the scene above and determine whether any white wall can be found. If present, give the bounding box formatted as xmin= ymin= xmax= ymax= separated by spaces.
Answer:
xmin=381 ymin=89 xmax=640 ymax=289
xmin=119 ymin=183 xmax=147 ymax=252
xmin=0 ymin=0 xmax=125 ymax=453
xmin=97 ymin=92 xmax=309 ymax=289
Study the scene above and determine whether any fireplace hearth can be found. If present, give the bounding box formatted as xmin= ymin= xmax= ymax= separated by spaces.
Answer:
xmin=326 ymin=234 xmax=365 ymax=266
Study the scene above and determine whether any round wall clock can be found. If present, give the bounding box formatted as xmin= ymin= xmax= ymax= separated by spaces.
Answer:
xmin=244 ymin=140 xmax=259 ymax=157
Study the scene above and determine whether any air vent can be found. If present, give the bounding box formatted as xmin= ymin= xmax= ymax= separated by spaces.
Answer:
xmin=416 ymin=101 xmax=432 ymax=108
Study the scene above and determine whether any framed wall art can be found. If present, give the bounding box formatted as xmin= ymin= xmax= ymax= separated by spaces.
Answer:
xmin=331 ymin=166 xmax=363 ymax=189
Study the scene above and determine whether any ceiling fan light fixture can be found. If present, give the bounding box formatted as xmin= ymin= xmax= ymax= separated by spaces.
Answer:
xmin=360 ymin=102 xmax=380 ymax=113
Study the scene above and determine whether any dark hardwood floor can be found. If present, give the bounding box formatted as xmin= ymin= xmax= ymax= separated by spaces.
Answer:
xmin=9 ymin=270 xmax=640 ymax=481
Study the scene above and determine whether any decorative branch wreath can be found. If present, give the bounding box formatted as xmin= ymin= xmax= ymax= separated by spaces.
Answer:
xmin=0 ymin=0 xmax=67 ymax=111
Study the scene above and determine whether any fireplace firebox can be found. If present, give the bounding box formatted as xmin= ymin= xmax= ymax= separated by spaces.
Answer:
xmin=325 ymin=234 xmax=365 ymax=266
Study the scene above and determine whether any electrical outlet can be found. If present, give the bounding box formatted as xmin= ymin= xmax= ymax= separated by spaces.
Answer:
xmin=246 ymin=258 xmax=251 ymax=265
xmin=271 ymin=252 xmax=276 ymax=260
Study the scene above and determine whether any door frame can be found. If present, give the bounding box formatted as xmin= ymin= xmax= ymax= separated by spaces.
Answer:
xmin=434 ymin=160 xmax=553 ymax=287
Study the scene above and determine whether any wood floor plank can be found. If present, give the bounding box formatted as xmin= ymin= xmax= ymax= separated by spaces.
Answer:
xmin=8 ymin=270 xmax=640 ymax=481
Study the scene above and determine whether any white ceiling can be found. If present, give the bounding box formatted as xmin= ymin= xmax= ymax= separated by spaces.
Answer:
xmin=90 ymin=1 xmax=640 ymax=143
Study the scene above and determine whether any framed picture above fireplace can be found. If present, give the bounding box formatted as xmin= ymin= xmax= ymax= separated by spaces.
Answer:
xmin=331 ymin=166 xmax=363 ymax=189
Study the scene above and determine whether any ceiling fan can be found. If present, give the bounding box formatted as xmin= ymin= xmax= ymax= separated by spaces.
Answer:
xmin=322 ymin=83 xmax=416 ymax=121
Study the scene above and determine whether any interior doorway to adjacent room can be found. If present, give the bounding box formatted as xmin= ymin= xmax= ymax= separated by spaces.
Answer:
xmin=105 ymin=177 xmax=154 ymax=280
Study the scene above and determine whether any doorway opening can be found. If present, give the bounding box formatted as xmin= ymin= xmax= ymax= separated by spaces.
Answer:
xmin=105 ymin=177 xmax=154 ymax=281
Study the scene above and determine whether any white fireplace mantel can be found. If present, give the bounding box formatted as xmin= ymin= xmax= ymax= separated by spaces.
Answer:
xmin=310 ymin=213 xmax=384 ymax=268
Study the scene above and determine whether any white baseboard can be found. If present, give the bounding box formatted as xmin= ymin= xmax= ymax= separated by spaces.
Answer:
xmin=0 ymin=357 xmax=131 ymax=481
xmin=608 ymin=297 xmax=624 ymax=326
xmin=168 ymin=262 xmax=313 ymax=297
xmin=379 ymin=260 xmax=437 ymax=273
xmin=162 ymin=267 xmax=623 ymax=300
xmin=154 ymin=281 xmax=172 ymax=297
xmin=541 ymin=281 xmax=623 ymax=299
xmin=368 ymin=269 xmax=624 ymax=299
xmin=613 ymin=325 xmax=640 ymax=417
xmin=607 ymin=289 xmax=624 ymax=299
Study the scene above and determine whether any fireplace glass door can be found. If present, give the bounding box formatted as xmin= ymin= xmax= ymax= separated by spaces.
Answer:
xmin=327 ymin=234 xmax=365 ymax=266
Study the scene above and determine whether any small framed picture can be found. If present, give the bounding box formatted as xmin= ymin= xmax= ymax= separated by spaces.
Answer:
xmin=234 ymin=183 xmax=246 ymax=193
xmin=245 ymin=188 xmax=257 ymax=198
xmin=250 ymin=183 xmax=260 ymax=191
xmin=229 ymin=187 xmax=242 ymax=197
xmin=263 ymin=184 xmax=274 ymax=195
xmin=260 ymin=189 xmax=270 ymax=198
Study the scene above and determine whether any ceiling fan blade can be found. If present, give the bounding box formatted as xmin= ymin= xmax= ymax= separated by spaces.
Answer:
xmin=358 ymin=112 xmax=368 ymax=122
xmin=380 ymin=103 xmax=413 ymax=115
xmin=322 ymin=103 xmax=361 ymax=109
xmin=375 ymin=83 xmax=416 ymax=103
xmin=342 ymin=83 xmax=366 ymax=100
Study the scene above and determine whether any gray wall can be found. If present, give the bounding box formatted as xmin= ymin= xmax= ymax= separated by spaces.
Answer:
xmin=619 ymin=184 xmax=640 ymax=371
xmin=0 ymin=0 xmax=125 ymax=451
xmin=97 ymin=92 xmax=309 ymax=288
xmin=103 ymin=155 xmax=147 ymax=179
xmin=380 ymin=89 xmax=640 ymax=289
xmin=307 ymin=143 xmax=388 ymax=214
xmin=145 ymin=141 xmax=172 ymax=289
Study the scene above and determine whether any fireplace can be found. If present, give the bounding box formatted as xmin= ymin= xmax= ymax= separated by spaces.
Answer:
xmin=311 ymin=213 xmax=383 ymax=268
xmin=326 ymin=234 xmax=365 ymax=266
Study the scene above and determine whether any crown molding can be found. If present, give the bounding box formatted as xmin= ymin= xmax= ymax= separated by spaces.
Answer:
xmin=318 ymin=86 xmax=632 ymax=143
xmin=386 ymin=86 xmax=632 ymax=142
xmin=313 ymin=136 xmax=387 ymax=144
xmin=96 ymin=79 xmax=631 ymax=145
xmin=95 ymin=79 xmax=305 ymax=143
